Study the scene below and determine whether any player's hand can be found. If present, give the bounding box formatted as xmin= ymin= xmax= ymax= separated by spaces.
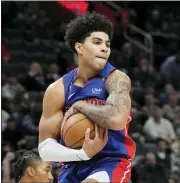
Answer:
xmin=82 ymin=124 xmax=108 ymax=158
xmin=61 ymin=104 xmax=78 ymax=135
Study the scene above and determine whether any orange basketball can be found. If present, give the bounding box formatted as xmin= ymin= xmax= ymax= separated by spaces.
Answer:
xmin=62 ymin=113 xmax=95 ymax=149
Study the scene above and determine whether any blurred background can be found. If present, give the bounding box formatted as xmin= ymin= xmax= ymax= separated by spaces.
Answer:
xmin=1 ymin=1 xmax=180 ymax=183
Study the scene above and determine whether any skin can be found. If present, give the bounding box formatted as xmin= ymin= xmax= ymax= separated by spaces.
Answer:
xmin=20 ymin=161 xmax=53 ymax=183
xmin=75 ymin=32 xmax=111 ymax=79
xmin=82 ymin=178 xmax=99 ymax=183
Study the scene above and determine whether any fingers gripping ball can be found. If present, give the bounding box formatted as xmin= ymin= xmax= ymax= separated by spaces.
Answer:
xmin=62 ymin=113 xmax=95 ymax=149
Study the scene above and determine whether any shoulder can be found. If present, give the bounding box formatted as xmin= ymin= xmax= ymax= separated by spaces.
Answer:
xmin=42 ymin=78 xmax=65 ymax=114
xmin=44 ymin=78 xmax=65 ymax=103
xmin=106 ymin=70 xmax=131 ymax=92
xmin=107 ymin=70 xmax=131 ymax=83
xmin=46 ymin=77 xmax=63 ymax=91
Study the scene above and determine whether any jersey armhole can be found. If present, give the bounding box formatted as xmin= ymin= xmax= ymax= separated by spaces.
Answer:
xmin=104 ymin=68 xmax=116 ymax=89
xmin=62 ymin=77 xmax=67 ymax=108
xmin=105 ymin=68 xmax=116 ymax=82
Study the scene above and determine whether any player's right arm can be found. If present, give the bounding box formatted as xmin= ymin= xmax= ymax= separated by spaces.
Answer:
xmin=38 ymin=79 xmax=108 ymax=162
xmin=39 ymin=79 xmax=64 ymax=143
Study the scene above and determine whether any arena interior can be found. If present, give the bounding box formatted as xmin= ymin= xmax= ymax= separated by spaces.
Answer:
xmin=1 ymin=1 xmax=180 ymax=183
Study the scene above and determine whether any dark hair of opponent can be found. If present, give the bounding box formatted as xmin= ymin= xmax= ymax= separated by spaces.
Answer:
xmin=13 ymin=150 xmax=42 ymax=182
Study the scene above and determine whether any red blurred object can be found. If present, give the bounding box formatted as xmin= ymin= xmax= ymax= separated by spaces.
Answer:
xmin=121 ymin=8 xmax=129 ymax=29
xmin=58 ymin=1 xmax=88 ymax=15
xmin=94 ymin=3 xmax=117 ymax=26
xmin=1 ymin=44 xmax=11 ymax=61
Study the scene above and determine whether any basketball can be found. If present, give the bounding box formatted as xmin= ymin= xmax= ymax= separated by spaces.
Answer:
xmin=62 ymin=113 xmax=95 ymax=149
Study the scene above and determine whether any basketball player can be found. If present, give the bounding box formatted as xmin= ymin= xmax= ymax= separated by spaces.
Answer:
xmin=38 ymin=12 xmax=136 ymax=183
xmin=13 ymin=150 xmax=53 ymax=183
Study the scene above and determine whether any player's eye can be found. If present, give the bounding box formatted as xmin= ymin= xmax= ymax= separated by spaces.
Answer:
xmin=93 ymin=41 xmax=100 ymax=45
xmin=106 ymin=44 xmax=110 ymax=48
xmin=45 ymin=168 xmax=51 ymax=172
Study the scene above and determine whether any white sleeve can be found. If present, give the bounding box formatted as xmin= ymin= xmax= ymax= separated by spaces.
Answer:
xmin=38 ymin=138 xmax=90 ymax=162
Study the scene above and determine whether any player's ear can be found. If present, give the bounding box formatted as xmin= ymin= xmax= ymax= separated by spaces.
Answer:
xmin=27 ymin=166 xmax=35 ymax=177
xmin=75 ymin=42 xmax=83 ymax=55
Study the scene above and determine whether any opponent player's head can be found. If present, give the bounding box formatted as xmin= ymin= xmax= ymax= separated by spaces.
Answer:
xmin=13 ymin=150 xmax=53 ymax=183
xmin=65 ymin=11 xmax=113 ymax=71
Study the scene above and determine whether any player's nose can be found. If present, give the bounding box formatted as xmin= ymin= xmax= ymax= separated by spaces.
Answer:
xmin=49 ymin=173 xmax=54 ymax=183
xmin=100 ymin=45 xmax=108 ymax=53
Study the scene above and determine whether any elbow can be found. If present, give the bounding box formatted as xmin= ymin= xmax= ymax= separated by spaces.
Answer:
xmin=38 ymin=143 xmax=47 ymax=161
xmin=38 ymin=138 xmax=59 ymax=162
xmin=38 ymin=139 xmax=51 ymax=161
xmin=38 ymin=145 xmax=51 ymax=162
xmin=109 ymin=115 xmax=128 ymax=130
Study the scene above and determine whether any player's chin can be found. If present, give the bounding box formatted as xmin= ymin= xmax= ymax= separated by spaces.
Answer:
xmin=45 ymin=180 xmax=52 ymax=183
xmin=94 ymin=59 xmax=107 ymax=70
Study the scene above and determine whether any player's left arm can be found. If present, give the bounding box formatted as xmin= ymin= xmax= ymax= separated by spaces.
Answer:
xmin=74 ymin=70 xmax=131 ymax=130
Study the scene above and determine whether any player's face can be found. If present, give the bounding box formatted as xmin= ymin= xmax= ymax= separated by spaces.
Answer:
xmin=79 ymin=32 xmax=111 ymax=71
xmin=32 ymin=162 xmax=53 ymax=183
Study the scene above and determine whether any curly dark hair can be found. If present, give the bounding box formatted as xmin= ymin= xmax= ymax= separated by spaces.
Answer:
xmin=65 ymin=11 xmax=113 ymax=52
xmin=13 ymin=150 xmax=42 ymax=182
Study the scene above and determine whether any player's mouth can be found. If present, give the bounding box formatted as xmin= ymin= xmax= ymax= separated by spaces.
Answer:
xmin=96 ymin=56 xmax=107 ymax=60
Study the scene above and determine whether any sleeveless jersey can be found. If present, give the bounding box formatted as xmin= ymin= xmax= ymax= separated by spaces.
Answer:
xmin=61 ymin=62 xmax=136 ymax=160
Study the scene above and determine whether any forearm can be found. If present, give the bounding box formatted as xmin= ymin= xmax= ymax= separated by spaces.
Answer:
xmin=38 ymin=138 xmax=90 ymax=162
xmin=75 ymin=94 xmax=130 ymax=129
xmin=75 ymin=102 xmax=113 ymax=128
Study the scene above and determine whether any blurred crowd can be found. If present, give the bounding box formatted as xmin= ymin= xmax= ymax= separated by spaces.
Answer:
xmin=1 ymin=2 xmax=180 ymax=183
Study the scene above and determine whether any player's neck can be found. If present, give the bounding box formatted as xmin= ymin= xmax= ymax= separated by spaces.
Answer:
xmin=76 ymin=65 xmax=98 ymax=84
